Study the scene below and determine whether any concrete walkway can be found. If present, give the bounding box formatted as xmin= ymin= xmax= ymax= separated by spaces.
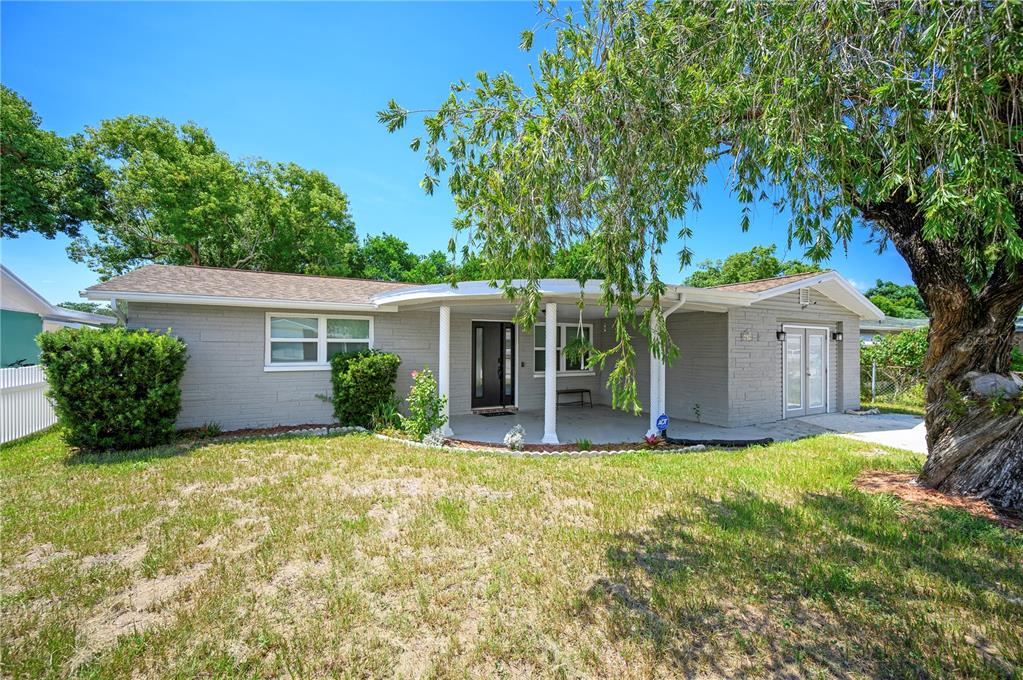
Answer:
xmin=797 ymin=413 xmax=927 ymax=453
xmin=449 ymin=406 xmax=826 ymax=446
xmin=449 ymin=405 xmax=928 ymax=452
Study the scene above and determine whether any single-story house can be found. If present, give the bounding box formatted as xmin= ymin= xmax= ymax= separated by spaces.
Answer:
xmin=83 ymin=264 xmax=883 ymax=443
xmin=859 ymin=317 xmax=929 ymax=345
xmin=1 ymin=264 xmax=114 ymax=367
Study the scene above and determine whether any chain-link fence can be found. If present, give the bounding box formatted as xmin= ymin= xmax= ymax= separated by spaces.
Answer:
xmin=861 ymin=362 xmax=925 ymax=412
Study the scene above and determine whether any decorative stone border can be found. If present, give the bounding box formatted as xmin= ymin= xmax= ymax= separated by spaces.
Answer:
xmin=207 ymin=425 xmax=711 ymax=457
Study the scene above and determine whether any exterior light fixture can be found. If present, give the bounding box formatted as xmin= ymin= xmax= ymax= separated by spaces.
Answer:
xmin=776 ymin=330 xmax=787 ymax=341
xmin=832 ymin=331 xmax=844 ymax=342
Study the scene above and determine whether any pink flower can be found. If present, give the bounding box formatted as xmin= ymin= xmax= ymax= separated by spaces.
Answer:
xmin=411 ymin=370 xmax=419 ymax=379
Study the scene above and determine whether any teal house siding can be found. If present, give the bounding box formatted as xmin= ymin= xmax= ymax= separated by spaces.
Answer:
xmin=1 ymin=309 xmax=43 ymax=366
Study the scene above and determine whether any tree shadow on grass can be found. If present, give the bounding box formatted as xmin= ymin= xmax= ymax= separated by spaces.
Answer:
xmin=62 ymin=439 xmax=208 ymax=466
xmin=578 ymin=490 xmax=1023 ymax=677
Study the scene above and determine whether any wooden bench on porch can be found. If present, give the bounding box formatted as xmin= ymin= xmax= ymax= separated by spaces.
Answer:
xmin=556 ymin=388 xmax=593 ymax=408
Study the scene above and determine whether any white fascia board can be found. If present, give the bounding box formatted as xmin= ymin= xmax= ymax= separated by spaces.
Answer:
xmin=81 ymin=290 xmax=392 ymax=312
xmin=372 ymin=279 xmax=607 ymax=305
xmin=42 ymin=309 xmax=115 ymax=325
xmin=1 ymin=264 xmax=55 ymax=316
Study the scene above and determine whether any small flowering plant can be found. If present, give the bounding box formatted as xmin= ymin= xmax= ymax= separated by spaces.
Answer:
xmin=401 ymin=368 xmax=447 ymax=441
xmin=643 ymin=433 xmax=663 ymax=449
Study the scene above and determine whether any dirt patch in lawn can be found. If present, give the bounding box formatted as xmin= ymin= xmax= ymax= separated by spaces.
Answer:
xmin=71 ymin=561 xmax=211 ymax=670
xmin=854 ymin=470 xmax=1021 ymax=530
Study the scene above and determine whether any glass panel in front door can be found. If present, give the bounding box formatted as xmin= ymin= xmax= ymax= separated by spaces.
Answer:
xmin=503 ymin=325 xmax=513 ymax=398
xmin=808 ymin=333 xmax=825 ymax=409
xmin=785 ymin=334 xmax=803 ymax=410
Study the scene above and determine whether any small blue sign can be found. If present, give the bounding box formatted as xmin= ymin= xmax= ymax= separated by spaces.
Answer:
xmin=656 ymin=413 xmax=669 ymax=431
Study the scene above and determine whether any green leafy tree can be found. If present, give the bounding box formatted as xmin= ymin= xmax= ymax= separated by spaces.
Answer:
xmin=67 ymin=116 xmax=359 ymax=279
xmin=1 ymin=86 xmax=108 ymax=239
xmin=864 ymin=280 xmax=928 ymax=319
xmin=862 ymin=328 xmax=929 ymax=371
xmin=357 ymin=233 xmax=422 ymax=281
xmin=381 ymin=1 xmax=1023 ymax=510
xmin=57 ymin=301 xmax=116 ymax=318
xmin=684 ymin=245 xmax=820 ymax=288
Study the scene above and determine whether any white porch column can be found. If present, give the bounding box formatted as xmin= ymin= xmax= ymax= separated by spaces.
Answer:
xmin=647 ymin=311 xmax=664 ymax=437
xmin=438 ymin=304 xmax=453 ymax=436
xmin=542 ymin=301 xmax=559 ymax=444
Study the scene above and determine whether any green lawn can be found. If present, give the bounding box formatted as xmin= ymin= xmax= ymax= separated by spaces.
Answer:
xmin=2 ymin=431 xmax=1020 ymax=678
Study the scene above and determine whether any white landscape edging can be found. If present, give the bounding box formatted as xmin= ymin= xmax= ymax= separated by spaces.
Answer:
xmin=211 ymin=425 xmax=709 ymax=456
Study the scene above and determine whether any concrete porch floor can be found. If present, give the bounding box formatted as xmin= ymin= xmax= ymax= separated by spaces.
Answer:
xmin=448 ymin=405 xmax=828 ymax=445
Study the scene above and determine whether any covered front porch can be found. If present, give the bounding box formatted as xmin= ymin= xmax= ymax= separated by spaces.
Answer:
xmin=449 ymin=405 xmax=825 ymax=446
xmin=374 ymin=281 xmax=690 ymax=445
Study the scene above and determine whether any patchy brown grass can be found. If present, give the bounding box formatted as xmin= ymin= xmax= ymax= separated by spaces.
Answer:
xmin=855 ymin=470 xmax=1022 ymax=530
xmin=2 ymin=430 xmax=1021 ymax=678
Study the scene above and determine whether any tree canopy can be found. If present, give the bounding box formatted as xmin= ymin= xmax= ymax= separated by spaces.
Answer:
xmin=864 ymin=280 xmax=928 ymax=319
xmin=56 ymin=301 xmax=116 ymax=318
xmin=683 ymin=245 xmax=820 ymax=288
xmin=383 ymin=0 xmax=1023 ymax=508
xmin=1 ymin=85 xmax=107 ymax=239
xmin=66 ymin=116 xmax=361 ymax=279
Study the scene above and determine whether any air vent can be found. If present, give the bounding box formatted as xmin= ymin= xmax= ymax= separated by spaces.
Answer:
xmin=799 ymin=288 xmax=810 ymax=306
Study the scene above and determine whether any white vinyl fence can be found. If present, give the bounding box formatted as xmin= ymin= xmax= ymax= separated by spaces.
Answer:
xmin=1 ymin=365 xmax=57 ymax=444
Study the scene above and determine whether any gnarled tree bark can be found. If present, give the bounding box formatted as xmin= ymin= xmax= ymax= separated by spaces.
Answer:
xmin=862 ymin=193 xmax=1023 ymax=516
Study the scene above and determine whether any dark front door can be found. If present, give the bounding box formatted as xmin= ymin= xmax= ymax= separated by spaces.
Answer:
xmin=471 ymin=321 xmax=515 ymax=408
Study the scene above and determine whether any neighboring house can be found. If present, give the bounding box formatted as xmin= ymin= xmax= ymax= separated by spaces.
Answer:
xmin=83 ymin=265 xmax=883 ymax=440
xmin=859 ymin=317 xmax=929 ymax=345
xmin=1 ymin=265 xmax=114 ymax=367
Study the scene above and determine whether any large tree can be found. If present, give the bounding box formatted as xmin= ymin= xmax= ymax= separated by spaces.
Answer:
xmin=684 ymin=245 xmax=820 ymax=288
xmin=1 ymin=86 xmax=107 ymax=239
xmin=67 ymin=116 xmax=360 ymax=279
xmin=381 ymin=1 xmax=1023 ymax=512
xmin=864 ymin=279 xmax=928 ymax=319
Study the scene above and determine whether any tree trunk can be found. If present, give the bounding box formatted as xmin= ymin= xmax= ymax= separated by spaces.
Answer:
xmin=918 ymin=318 xmax=1023 ymax=515
xmin=863 ymin=194 xmax=1023 ymax=517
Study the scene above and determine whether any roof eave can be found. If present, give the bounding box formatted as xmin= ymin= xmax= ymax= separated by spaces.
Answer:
xmin=83 ymin=290 xmax=393 ymax=312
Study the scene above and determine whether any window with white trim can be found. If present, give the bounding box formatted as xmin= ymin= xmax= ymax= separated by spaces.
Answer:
xmin=266 ymin=314 xmax=372 ymax=369
xmin=534 ymin=323 xmax=593 ymax=375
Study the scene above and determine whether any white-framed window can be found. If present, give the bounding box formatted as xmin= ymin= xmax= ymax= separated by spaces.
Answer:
xmin=533 ymin=323 xmax=593 ymax=376
xmin=264 ymin=313 xmax=373 ymax=371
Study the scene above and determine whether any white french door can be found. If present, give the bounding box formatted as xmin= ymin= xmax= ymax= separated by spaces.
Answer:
xmin=784 ymin=327 xmax=828 ymax=417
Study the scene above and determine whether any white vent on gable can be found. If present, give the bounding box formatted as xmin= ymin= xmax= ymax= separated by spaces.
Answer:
xmin=799 ymin=288 xmax=811 ymax=306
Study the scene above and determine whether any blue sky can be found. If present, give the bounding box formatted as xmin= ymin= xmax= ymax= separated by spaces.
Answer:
xmin=1 ymin=1 xmax=912 ymax=304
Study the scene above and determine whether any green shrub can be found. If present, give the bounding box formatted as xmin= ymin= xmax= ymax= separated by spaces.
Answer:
xmin=37 ymin=326 xmax=188 ymax=451
xmin=402 ymin=367 xmax=447 ymax=441
xmin=330 ymin=350 xmax=401 ymax=427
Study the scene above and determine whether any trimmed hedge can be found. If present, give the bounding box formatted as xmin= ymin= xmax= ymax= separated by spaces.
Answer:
xmin=330 ymin=349 xmax=401 ymax=427
xmin=38 ymin=326 xmax=188 ymax=451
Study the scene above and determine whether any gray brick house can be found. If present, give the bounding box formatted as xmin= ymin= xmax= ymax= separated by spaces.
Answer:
xmin=84 ymin=265 xmax=882 ymax=442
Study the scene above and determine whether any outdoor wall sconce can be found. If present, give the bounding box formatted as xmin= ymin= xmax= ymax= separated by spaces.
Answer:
xmin=832 ymin=331 xmax=844 ymax=342
xmin=776 ymin=330 xmax=787 ymax=341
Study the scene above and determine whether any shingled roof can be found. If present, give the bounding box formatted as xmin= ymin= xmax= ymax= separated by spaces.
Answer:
xmin=709 ymin=270 xmax=829 ymax=293
xmin=84 ymin=265 xmax=414 ymax=305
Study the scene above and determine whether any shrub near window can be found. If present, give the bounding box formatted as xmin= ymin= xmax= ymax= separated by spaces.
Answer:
xmin=37 ymin=327 xmax=187 ymax=451
xmin=330 ymin=350 xmax=401 ymax=428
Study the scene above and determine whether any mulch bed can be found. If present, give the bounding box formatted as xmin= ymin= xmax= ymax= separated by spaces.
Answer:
xmin=446 ymin=438 xmax=662 ymax=453
xmin=177 ymin=423 xmax=334 ymax=441
xmin=854 ymin=470 xmax=1021 ymax=530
